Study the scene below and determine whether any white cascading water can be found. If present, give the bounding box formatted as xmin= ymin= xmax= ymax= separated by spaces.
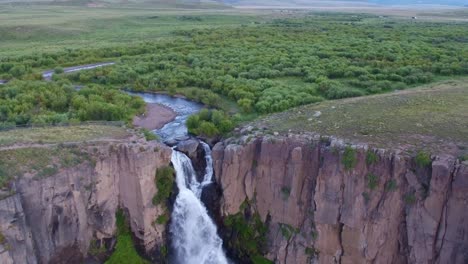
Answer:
xmin=170 ymin=142 xmax=228 ymax=264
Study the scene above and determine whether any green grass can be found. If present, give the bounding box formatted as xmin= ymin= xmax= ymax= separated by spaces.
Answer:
xmin=0 ymin=146 xmax=91 ymax=189
xmin=105 ymin=209 xmax=149 ymax=264
xmin=0 ymin=125 xmax=129 ymax=146
xmin=0 ymin=6 xmax=258 ymax=57
xmin=140 ymin=128 xmax=158 ymax=141
xmin=256 ymin=79 xmax=468 ymax=154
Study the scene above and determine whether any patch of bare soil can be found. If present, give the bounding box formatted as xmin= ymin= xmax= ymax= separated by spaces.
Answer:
xmin=133 ymin=103 xmax=177 ymax=130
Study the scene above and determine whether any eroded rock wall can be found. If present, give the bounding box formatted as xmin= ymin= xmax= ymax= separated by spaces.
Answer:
xmin=213 ymin=135 xmax=468 ymax=264
xmin=0 ymin=142 xmax=172 ymax=264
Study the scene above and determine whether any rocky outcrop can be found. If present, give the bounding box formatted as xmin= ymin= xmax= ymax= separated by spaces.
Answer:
xmin=0 ymin=142 xmax=172 ymax=264
xmin=213 ymin=135 xmax=468 ymax=264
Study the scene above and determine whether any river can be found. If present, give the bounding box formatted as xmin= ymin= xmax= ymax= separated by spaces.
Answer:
xmin=43 ymin=64 xmax=228 ymax=263
xmin=126 ymin=91 xmax=203 ymax=143
xmin=131 ymin=93 xmax=229 ymax=264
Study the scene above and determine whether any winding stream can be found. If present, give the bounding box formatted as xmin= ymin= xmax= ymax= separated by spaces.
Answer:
xmin=126 ymin=92 xmax=203 ymax=142
xmin=42 ymin=64 xmax=227 ymax=263
xmin=131 ymin=95 xmax=228 ymax=264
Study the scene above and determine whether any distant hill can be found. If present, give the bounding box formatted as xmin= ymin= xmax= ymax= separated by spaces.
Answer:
xmin=369 ymin=0 xmax=467 ymax=6
xmin=0 ymin=0 xmax=226 ymax=7
xmin=223 ymin=0 xmax=468 ymax=7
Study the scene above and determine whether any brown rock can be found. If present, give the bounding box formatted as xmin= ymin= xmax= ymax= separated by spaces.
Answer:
xmin=213 ymin=135 xmax=468 ymax=264
xmin=0 ymin=142 xmax=172 ymax=263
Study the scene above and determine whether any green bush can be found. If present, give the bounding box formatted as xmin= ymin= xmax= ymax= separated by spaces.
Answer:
xmin=105 ymin=210 xmax=149 ymax=264
xmin=152 ymin=166 xmax=174 ymax=206
xmin=385 ymin=179 xmax=397 ymax=192
xmin=155 ymin=213 xmax=169 ymax=225
xmin=366 ymin=150 xmax=379 ymax=165
xmin=88 ymin=239 xmax=106 ymax=256
xmin=415 ymin=151 xmax=431 ymax=168
xmin=279 ymin=223 xmax=299 ymax=240
xmin=367 ymin=173 xmax=379 ymax=190
xmin=186 ymin=109 xmax=234 ymax=137
xmin=342 ymin=146 xmax=357 ymax=170
xmin=224 ymin=209 xmax=268 ymax=262
xmin=459 ymin=155 xmax=468 ymax=162
xmin=404 ymin=193 xmax=417 ymax=204
xmin=54 ymin=67 xmax=64 ymax=74
xmin=141 ymin=129 xmax=158 ymax=141
xmin=0 ymin=81 xmax=144 ymax=125
xmin=305 ymin=247 xmax=319 ymax=257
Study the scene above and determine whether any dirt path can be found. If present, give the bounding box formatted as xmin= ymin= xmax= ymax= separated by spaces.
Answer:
xmin=133 ymin=103 xmax=177 ymax=130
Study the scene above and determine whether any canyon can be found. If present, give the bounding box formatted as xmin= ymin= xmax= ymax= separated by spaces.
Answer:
xmin=0 ymin=141 xmax=172 ymax=264
xmin=0 ymin=131 xmax=466 ymax=263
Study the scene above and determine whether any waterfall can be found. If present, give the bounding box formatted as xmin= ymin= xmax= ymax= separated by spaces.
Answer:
xmin=170 ymin=144 xmax=228 ymax=264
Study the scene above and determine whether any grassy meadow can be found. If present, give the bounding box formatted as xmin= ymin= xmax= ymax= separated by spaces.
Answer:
xmin=255 ymin=78 xmax=468 ymax=155
xmin=0 ymin=2 xmax=467 ymax=139
xmin=0 ymin=4 xmax=255 ymax=56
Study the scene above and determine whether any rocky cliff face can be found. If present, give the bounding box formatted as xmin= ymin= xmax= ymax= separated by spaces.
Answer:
xmin=0 ymin=142 xmax=172 ymax=264
xmin=212 ymin=135 xmax=468 ymax=264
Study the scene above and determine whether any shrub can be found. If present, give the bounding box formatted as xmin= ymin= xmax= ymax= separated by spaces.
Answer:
xmin=186 ymin=109 xmax=234 ymax=137
xmin=88 ymin=239 xmax=106 ymax=256
xmin=197 ymin=121 xmax=219 ymax=137
xmin=106 ymin=209 xmax=149 ymax=264
xmin=415 ymin=151 xmax=431 ymax=167
xmin=54 ymin=67 xmax=64 ymax=74
xmin=305 ymin=247 xmax=319 ymax=257
xmin=141 ymin=128 xmax=158 ymax=141
xmin=404 ymin=193 xmax=417 ymax=204
xmin=279 ymin=223 xmax=299 ymax=240
xmin=342 ymin=146 xmax=357 ymax=170
xmin=186 ymin=115 xmax=200 ymax=133
xmin=367 ymin=173 xmax=379 ymax=190
xmin=155 ymin=213 xmax=169 ymax=225
xmin=385 ymin=179 xmax=397 ymax=192
xmin=224 ymin=209 xmax=268 ymax=262
xmin=459 ymin=154 xmax=468 ymax=162
xmin=152 ymin=166 xmax=174 ymax=206
xmin=366 ymin=150 xmax=378 ymax=165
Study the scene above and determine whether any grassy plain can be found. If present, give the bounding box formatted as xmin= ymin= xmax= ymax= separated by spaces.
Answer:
xmin=0 ymin=4 xmax=257 ymax=57
xmin=0 ymin=2 xmax=467 ymax=145
xmin=0 ymin=145 xmax=92 ymax=190
xmin=0 ymin=124 xmax=130 ymax=146
xmin=256 ymin=78 xmax=468 ymax=155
